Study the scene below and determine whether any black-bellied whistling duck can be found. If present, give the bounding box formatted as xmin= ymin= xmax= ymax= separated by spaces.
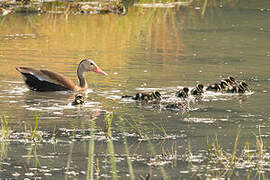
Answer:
xmin=16 ymin=59 xmax=108 ymax=92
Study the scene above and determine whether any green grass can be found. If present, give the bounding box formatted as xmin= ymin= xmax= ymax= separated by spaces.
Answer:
xmin=203 ymin=126 xmax=268 ymax=179
xmin=105 ymin=112 xmax=118 ymax=180
xmin=87 ymin=120 xmax=96 ymax=180
xmin=1 ymin=115 xmax=10 ymax=139
xmin=120 ymin=118 xmax=135 ymax=180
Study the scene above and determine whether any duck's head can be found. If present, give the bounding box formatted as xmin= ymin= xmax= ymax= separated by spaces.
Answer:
xmin=79 ymin=59 xmax=108 ymax=75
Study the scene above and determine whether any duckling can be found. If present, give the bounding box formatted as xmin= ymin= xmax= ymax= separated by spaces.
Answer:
xmin=226 ymin=81 xmax=250 ymax=94
xmin=224 ymin=76 xmax=237 ymax=86
xmin=176 ymin=87 xmax=189 ymax=99
xmin=134 ymin=91 xmax=161 ymax=101
xmin=191 ymin=84 xmax=204 ymax=96
xmin=239 ymin=81 xmax=250 ymax=93
xmin=206 ymin=83 xmax=221 ymax=92
xmin=72 ymin=94 xmax=85 ymax=105
xmin=152 ymin=91 xmax=162 ymax=100
xmin=122 ymin=91 xmax=161 ymax=102
xmin=219 ymin=80 xmax=230 ymax=91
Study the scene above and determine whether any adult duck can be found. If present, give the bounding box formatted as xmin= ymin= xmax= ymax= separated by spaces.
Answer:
xmin=16 ymin=59 xmax=108 ymax=92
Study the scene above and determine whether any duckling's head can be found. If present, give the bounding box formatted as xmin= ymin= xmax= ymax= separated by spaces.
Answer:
xmin=183 ymin=87 xmax=189 ymax=94
xmin=228 ymin=76 xmax=236 ymax=83
xmin=135 ymin=93 xmax=142 ymax=100
xmin=197 ymin=84 xmax=204 ymax=91
xmin=220 ymin=80 xmax=229 ymax=89
xmin=153 ymin=91 xmax=161 ymax=99
xmin=239 ymin=81 xmax=250 ymax=92
xmin=72 ymin=94 xmax=85 ymax=105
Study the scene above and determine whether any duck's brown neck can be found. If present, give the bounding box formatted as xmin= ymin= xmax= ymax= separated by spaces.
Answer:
xmin=77 ymin=66 xmax=88 ymax=90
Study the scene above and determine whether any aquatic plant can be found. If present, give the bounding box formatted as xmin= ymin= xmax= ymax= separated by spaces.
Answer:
xmin=26 ymin=143 xmax=41 ymax=168
xmin=87 ymin=120 xmax=96 ymax=180
xmin=105 ymin=112 xmax=118 ymax=179
xmin=104 ymin=112 xmax=114 ymax=138
xmin=0 ymin=115 xmax=10 ymax=139
xmin=120 ymin=118 xmax=135 ymax=180
xmin=152 ymin=122 xmax=168 ymax=137
xmin=203 ymin=126 xmax=268 ymax=179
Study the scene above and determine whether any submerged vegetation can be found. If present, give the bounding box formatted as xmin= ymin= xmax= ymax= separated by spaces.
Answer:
xmin=0 ymin=114 xmax=269 ymax=179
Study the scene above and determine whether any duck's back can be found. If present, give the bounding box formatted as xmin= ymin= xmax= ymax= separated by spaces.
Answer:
xmin=16 ymin=67 xmax=76 ymax=91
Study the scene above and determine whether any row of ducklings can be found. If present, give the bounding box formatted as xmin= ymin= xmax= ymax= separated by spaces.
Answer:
xmin=176 ymin=76 xmax=250 ymax=99
xmin=73 ymin=76 xmax=250 ymax=105
xmin=121 ymin=76 xmax=250 ymax=102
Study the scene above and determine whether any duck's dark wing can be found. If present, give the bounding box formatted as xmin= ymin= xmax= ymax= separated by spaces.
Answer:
xmin=16 ymin=67 xmax=76 ymax=91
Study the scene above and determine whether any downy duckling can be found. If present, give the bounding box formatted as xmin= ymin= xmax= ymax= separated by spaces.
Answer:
xmin=191 ymin=84 xmax=204 ymax=96
xmin=122 ymin=91 xmax=161 ymax=102
xmin=219 ymin=80 xmax=230 ymax=91
xmin=206 ymin=83 xmax=221 ymax=92
xmin=239 ymin=81 xmax=250 ymax=93
xmin=134 ymin=91 xmax=161 ymax=101
xmin=224 ymin=76 xmax=237 ymax=86
xmin=72 ymin=94 xmax=85 ymax=105
xmin=227 ymin=81 xmax=250 ymax=94
xmin=176 ymin=87 xmax=189 ymax=99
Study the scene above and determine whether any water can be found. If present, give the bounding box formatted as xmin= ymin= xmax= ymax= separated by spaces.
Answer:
xmin=0 ymin=0 xmax=270 ymax=179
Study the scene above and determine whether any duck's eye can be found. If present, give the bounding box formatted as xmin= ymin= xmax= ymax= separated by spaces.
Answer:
xmin=90 ymin=62 xmax=94 ymax=66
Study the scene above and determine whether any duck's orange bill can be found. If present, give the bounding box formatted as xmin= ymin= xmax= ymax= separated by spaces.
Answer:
xmin=94 ymin=67 xmax=108 ymax=76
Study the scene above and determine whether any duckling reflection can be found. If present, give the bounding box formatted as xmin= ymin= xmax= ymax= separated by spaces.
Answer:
xmin=72 ymin=94 xmax=85 ymax=105
xmin=165 ymin=101 xmax=188 ymax=110
xmin=176 ymin=87 xmax=189 ymax=99
xmin=191 ymin=84 xmax=204 ymax=96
